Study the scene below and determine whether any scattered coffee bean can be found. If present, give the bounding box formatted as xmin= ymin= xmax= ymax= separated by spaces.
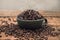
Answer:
xmin=5 ymin=33 xmax=9 ymax=37
xmin=0 ymin=35 xmax=2 ymax=37
xmin=57 ymin=28 xmax=60 ymax=31
xmin=8 ymin=17 xmax=11 ymax=21
xmin=51 ymin=31 xmax=60 ymax=36
xmin=5 ymin=39 xmax=11 ymax=40
xmin=14 ymin=39 xmax=19 ymax=40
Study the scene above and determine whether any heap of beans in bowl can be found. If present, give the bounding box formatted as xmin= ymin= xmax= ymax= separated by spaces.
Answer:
xmin=18 ymin=10 xmax=43 ymax=20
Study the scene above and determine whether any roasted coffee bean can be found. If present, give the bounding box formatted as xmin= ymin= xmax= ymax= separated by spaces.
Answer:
xmin=5 ymin=39 xmax=11 ymax=40
xmin=8 ymin=18 xmax=11 ymax=21
xmin=57 ymin=28 xmax=60 ymax=31
xmin=19 ymin=17 xmax=23 ymax=20
xmin=14 ymin=39 xmax=19 ymax=40
xmin=0 ymin=35 xmax=2 ymax=37
xmin=52 ymin=28 xmax=55 ymax=31
xmin=5 ymin=34 xmax=9 ymax=37
xmin=50 ymin=31 xmax=60 ymax=36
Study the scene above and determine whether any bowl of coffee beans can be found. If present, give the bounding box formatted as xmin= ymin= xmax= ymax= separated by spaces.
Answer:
xmin=17 ymin=9 xmax=47 ymax=29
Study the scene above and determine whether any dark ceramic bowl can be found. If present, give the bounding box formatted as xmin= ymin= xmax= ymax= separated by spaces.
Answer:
xmin=17 ymin=15 xmax=47 ymax=29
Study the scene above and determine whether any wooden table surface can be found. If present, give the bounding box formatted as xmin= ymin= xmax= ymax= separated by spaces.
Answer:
xmin=0 ymin=16 xmax=60 ymax=40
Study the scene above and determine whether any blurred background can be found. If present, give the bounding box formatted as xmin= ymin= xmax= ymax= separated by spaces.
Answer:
xmin=0 ymin=0 xmax=60 ymax=40
xmin=0 ymin=0 xmax=60 ymax=16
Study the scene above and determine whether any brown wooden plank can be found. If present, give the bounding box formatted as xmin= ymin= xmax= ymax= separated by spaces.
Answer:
xmin=0 ymin=10 xmax=60 ymax=16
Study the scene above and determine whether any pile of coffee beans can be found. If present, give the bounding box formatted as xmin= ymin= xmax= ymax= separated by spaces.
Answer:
xmin=18 ymin=10 xmax=44 ymax=20
xmin=0 ymin=24 xmax=49 ymax=40
xmin=0 ymin=23 xmax=60 ymax=40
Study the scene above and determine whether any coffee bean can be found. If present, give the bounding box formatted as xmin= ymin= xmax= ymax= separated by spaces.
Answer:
xmin=50 ymin=31 xmax=60 ymax=36
xmin=5 ymin=34 xmax=9 ymax=37
xmin=14 ymin=39 xmax=19 ymax=40
xmin=8 ymin=18 xmax=11 ymax=21
xmin=57 ymin=28 xmax=60 ymax=31
xmin=0 ymin=35 xmax=2 ymax=37
xmin=5 ymin=39 xmax=11 ymax=40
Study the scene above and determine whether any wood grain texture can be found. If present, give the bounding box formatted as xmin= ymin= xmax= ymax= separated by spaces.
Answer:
xmin=0 ymin=10 xmax=60 ymax=16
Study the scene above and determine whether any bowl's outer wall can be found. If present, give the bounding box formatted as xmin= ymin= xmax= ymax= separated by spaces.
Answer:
xmin=17 ymin=19 xmax=43 ymax=29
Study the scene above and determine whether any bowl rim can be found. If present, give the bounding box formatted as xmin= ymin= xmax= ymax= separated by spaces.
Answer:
xmin=17 ymin=17 xmax=44 ymax=22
